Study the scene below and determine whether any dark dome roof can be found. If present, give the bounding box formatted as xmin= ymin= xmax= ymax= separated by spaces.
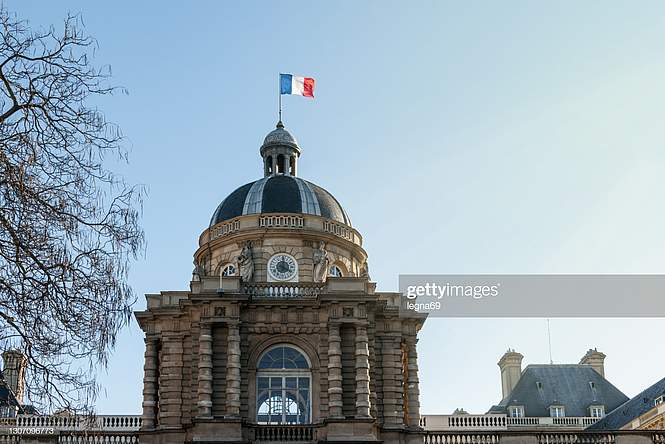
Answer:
xmin=210 ymin=175 xmax=351 ymax=226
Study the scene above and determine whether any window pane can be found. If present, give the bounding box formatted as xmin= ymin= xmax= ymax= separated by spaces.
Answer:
xmin=258 ymin=346 xmax=309 ymax=369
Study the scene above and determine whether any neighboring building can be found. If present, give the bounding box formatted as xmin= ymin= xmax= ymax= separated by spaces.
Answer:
xmin=488 ymin=348 xmax=629 ymax=420
xmin=588 ymin=377 xmax=665 ymax=431
xmin=134 ymin=122 xmax=427 ymax=444
xmin=0 ymin=350 xmax=29 ymax=417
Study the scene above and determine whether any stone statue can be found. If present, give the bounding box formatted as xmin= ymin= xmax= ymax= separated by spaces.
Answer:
xmin=237 ymin=241 xmax=254 ymax=282
xmin=312 ymin=241 xmax=330 ymax=283
xmin=192 ymin=260 xmax=205 ymax=281
xmin=360 ymin=261 xmax=370 ymax=279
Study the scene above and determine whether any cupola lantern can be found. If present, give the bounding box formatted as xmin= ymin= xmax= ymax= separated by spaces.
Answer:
xmin=260 ymin=120 xmax=301 ymax=177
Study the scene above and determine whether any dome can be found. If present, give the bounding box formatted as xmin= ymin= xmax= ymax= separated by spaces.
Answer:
xmin=261 ymin=121 xmax=300 ymax=152
xmin=210 ymin=175 xmax=351 ymax=226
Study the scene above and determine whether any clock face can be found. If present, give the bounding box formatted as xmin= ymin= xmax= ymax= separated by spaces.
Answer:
xmin=268 ymin=254 xmax=298 ymax=281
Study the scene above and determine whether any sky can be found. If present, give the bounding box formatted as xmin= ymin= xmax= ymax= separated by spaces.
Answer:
xmin=5 ymin=1 xmax=665 ymax=415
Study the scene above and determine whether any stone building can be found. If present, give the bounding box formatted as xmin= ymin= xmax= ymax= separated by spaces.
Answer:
xmin=0 ymin=350 xmax=29 ymax=417
xmin=488 ymin=348 xmax=628 ymax=420
xmin=134 ymin=122 xmax=427 ymax=444
xmin=588 ymin=377 xmax=665 ymax=431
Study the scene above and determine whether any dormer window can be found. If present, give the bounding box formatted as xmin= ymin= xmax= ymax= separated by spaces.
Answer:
xmin=508 ymin=405 xmax=525 ymax=417
xmin=655 ymin=395 xmax=664 ymax=407
xmin=550 ymin=405 xmax=565 ymax=418
xmin=589 ymin=405 xmax=605 ymax=418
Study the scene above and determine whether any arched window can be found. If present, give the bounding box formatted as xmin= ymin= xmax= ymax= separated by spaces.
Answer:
xmin=221 ymin=264 xmax=236 ymax=277
xmin=329 ymin=265 xmax=343 ymax=278
xmin=256 ymin=345 xmax=311 ymax=424
xmin=265 ymin=156 xmax=273 ymax=176
xmin=276 ymin=154 xmax=285 ymax=174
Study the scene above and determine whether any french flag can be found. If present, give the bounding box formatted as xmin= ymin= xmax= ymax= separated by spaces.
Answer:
xmin=280 ymin=73 xmax=315 ymax=98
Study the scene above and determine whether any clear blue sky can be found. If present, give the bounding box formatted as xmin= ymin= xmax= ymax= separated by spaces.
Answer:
xmin=7 ymin=1 xmax=665 ymax=414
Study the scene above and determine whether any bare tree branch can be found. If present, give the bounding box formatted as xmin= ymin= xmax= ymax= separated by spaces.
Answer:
xmin=0 ymin=8 xmax=144 ymax=413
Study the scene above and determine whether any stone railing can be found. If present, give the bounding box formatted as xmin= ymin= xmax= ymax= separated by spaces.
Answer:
xmin=424 ymin=433 xmax=500 ymax=444
xmin=58 ymin=435 xmax=139 ymax=444
xmin=244 ymin=282 xmax=325 ymax=299
xmin=421 ymin=414 xmax=507 ymax=430
xmin=0 ymin=415 xmax=141 ymax=432
xmin=421 ymin=415 xmax=600 ymax=431
xmin=252 ymin=424 xmax=316 ymax=442
xmin=424 ymin=431 xmax=665 ymax=444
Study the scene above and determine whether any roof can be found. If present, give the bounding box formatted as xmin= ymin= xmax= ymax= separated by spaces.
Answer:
xmin=210 ymin=175 xmax=351 ymax=226
xmin=587 ymin=376 xmax=665 ymax=431
xmin=488 ymin=364 xmax=629 ymax=417
xmin=261 ymin=124 xmax=300 ymax=151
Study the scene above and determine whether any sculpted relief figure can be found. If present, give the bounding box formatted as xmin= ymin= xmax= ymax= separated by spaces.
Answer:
xmin=237 ymin=241 xmax=254 ymax=282
xmin=313 ymin=241 xmax=330 ymax=283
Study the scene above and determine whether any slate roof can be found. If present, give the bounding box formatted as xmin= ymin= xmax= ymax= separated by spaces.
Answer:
xmin=488 ymin=364 xmax=629 ymax=417
xmin=587 ymin=376 xmax=665 ymax=431
xmin=210 ymin=175 xmax=351 ymax=226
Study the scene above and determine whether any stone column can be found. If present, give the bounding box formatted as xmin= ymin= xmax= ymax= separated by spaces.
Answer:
xmin=381 ymin=334 xmax=404 ymax=426
xmin=226 ymin=321 xmax=241 ymax=416
xmin=141 ymin=337 xmax=159 ymax=430
xmin=355 ymin=325 xmax=371 ymax=417
xmin=158 ymin=333 xmax=184 ymax=428
xmin=197 ymin=323 xmax=213 ymax=418
xmin=327 ymin=323 xmax=343 ymax=418
xmin=405 ymin=336 xmax=421 ymax=427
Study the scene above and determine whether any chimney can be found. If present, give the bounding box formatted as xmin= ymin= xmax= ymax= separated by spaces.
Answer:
xmin=579 ymin=348 xmax=606 ymax=377
xmin=2 ymin=350 xmax=27 ymax=403
xmin=498 ymin=349 xmax=523 ymax=399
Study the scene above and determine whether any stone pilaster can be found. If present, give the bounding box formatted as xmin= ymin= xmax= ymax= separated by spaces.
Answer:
xmin=141 ymin=337 xmax=159 ymax=430
xmin=197 ymin=323 xmax=213 ymax=418
xmin=355 ymin=325 xmax=371 ymax=417
xmin=327 ymin=323 xmax=343 ymax=418
xmin=226 ymin=321 xmax=241 ymax=416
xmin=381 ymin=334 xmax=404 ymax=427
xmin=405 ymin=336 xmax=421 ymax=427
xmin=158 ymin=333 xmax=184 ymax=428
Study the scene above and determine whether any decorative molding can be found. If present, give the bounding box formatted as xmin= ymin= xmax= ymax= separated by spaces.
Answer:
xmin=259 ymin=215 xmax=304 ymax=229
xmin=323 ymin=220 xmax=352 ymax=240
xmin=210 ymin=219 xmax=241 ymax=240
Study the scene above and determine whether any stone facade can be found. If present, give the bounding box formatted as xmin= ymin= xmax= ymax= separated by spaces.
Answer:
xmin=135 ymin=275 xmax=426 ymax=444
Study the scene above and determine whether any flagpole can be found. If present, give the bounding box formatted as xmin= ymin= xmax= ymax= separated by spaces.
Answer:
xmin=278 ymin=74 xmax=282 ymax=123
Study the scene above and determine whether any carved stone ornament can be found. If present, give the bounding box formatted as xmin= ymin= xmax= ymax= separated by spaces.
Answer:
xmin=312 ymin=241 xmax=330 ymax=283
xmin=237 ymin=241 xmax=254 ymax=282
xmin=360 ymin=261 xmax=370 ymax=279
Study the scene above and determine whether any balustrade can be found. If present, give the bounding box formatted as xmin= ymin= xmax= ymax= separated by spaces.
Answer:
xmin=243 ymin=282 xmax=324 ymax=298
xmin=253 ymin=424 xmax=315 ymax=442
